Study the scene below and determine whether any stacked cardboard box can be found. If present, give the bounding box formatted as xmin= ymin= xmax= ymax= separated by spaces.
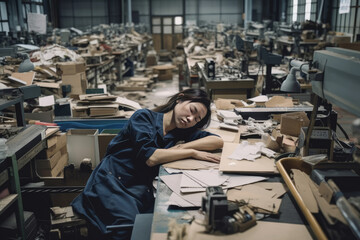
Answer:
xmin=72 ymin=93 xmax=124 ymax=118
xmin=36 ymin=132 xmax=68 ymax=177
xmin=58 ymin=62 xmax=87 ymax=95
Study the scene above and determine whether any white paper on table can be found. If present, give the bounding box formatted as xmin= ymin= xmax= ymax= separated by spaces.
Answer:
xmin=180 ymin=187 xmax=206 ymax=194
xmin=217 ymin=110 xmax=242 ymax=120
xmin=228 ymin=141 xmax=262 ymax=161
xmin=164 ymin=167 xmax=183 ymax=174
xmin=160 ymin=173 xmax=269 ymax=207
xmin=183 ymin=169 xmax=229 ymax=187
xmin=161 ymin=174 xmax=205 ymax=207
xmin=222 ymin=174 xmax=267 ymax=189
xmin=167 ymin=192 xmax=197 ymax=207
xmin=160 ymin=174 xmax=183 ymax=194
xmin=248 ymin=95 xmax=268 ymax=102
xmin=180 ymin=174 xmax=203 ymax=188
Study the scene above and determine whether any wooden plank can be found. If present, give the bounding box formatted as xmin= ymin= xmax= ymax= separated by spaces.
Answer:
xmin=292 ymin=169 xmax=319 ymax=213
xmin=0 ymin=194 xmax=17 ymax=214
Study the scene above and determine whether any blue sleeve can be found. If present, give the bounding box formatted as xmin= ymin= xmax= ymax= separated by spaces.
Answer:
xmin=127 ymin=110 xmax=158 ymax=163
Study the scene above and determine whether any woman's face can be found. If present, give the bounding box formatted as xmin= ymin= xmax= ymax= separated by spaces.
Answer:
xmin=173 ymin=100 xmax=207 ymax=128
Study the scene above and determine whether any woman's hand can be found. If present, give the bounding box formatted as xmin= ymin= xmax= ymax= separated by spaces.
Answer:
xmin=192 ymin=150 xmax=221 ymax=163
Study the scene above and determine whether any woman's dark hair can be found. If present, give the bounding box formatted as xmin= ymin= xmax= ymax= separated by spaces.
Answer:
xmin=153 ymin=89 xmax=211 ymax=129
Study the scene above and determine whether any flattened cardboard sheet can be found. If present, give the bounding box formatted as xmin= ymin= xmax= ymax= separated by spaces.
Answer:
xmin=219 ymin=142 xmax=278 ymax=174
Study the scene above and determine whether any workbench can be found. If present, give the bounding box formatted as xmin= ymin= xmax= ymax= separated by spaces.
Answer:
xmin=148 ymin=112 xmax=315 ymax=239
xmin=112 ymin=48 xmax=133 ymax=83
xmin=197 ymin=62 xmax=255 ymax=100
xmin=150 ymin=164 xmax=310 ymax=239
xmin=86 ymin=56 xmax=115 ymax=88
xmin=272 ymin=36 xmax=320 ymax=59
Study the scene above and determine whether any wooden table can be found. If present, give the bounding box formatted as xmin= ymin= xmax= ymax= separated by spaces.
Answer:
xmin=197 ymin=62 xmax=255 ymax=100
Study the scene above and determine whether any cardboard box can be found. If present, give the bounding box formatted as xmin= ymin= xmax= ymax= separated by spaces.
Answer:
xmin=280 ymin=112 xmax=310 ymax=137
xmin=72 ymin=106 xmax=88 ymax=118
xmin=67 ymin=129 xmax=99 ymax=169
xmin=61 ymin=72 xmax=87 ymax=95
xmin=98 ymin=129 xmax=121 ymax=160
xmin=37 ymin=153 xmax=68 ymax=177
xmin=326 ymin=34 xmax=351 ymax=44
xmin=24 ymin=110 xmax=54 ymax=123
xmin=38 ymin=132 xmax=67 ymax=159
xmin=282 ymin=136 xmax=297 ymax=153
xmin=36 ymin=150 xmax=62 ymax=169
xmin=57 ymin=62 xmax=86 ymax=75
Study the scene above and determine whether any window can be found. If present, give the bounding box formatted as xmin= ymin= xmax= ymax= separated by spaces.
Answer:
xmin=174 ymin=16 xmax=183 ymax=25
xmin=0 ymin=1 xmax=9 ymax=33
xmin=292 ymin=0 xmax=298 ymax=22
xmin=22 ymin=0 xmax=44 ymax=29
xmin=305 ymin=0 xmax=312 ymax=20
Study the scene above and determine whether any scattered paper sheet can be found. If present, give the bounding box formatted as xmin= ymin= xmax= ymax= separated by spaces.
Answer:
xmin=248 ymin=95 xmax=268 ymax=102
xmin=251 ymin=182 xmax=287 ymax=198
xmin=160 ymin=171 xmax=267 ymax=207
xmin=265 ymin=96 xmax=293 ymax=108
xmin=185 ymin=220 xmax=313 ymax=240
xmin=228 ymin=141 xmax=262 ymax=161
xmin=180 ymin=174 xmax=204 ymax=188
xmin=219 ymin=142 xmax=278 ymax=174
xmin=222 ymin=174 xmax=267 ymax=189
xmin=9 ymin=72 xmax=35 ymax=86
xmin=168 ymin=192 xmax=198 ymax=207
xmin=228 ymin=141 xmax=276 ymax=161
xmin=227 ymin=184 xmax=282 ymax=214
xmin=39 ymin=95 xmax=55 ymax=107
xmin=116 ymin=96 xmax=142 ymax=110
xmin=184 ymin=170 xmax=229 ymax=187
xmin=217 ymin=110 xmax=242 ymax=120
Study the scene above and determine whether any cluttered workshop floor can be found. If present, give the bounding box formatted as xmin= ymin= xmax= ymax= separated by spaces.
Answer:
xmin=111 ymin=63 xmax=180 ymax=110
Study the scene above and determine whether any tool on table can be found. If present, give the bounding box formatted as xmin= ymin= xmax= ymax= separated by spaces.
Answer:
xmin=201 ymin=186 xmax=256 ymax=234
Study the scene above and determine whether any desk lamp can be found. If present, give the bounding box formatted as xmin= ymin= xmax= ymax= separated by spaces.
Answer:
xmin=281 ymin=59 xmax=308 ymax=93
xmin=280 ymin=67 xmax=301 ymax=92
xmin=18 ymin=53 xmax=34 ymax=72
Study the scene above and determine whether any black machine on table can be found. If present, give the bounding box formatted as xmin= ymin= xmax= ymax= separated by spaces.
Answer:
xmin=201 ymin=186 xmax=256 ymax=234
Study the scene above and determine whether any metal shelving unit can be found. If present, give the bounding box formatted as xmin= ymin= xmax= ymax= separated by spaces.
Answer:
xmin=0 ymin=86 xmax=45 ymax=239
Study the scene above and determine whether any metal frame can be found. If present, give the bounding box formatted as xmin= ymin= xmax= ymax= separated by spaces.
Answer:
xmin=0 ymin=0 xmax=10 ymax=32
xmin=312 ymin=47 xmax=360 ymax=117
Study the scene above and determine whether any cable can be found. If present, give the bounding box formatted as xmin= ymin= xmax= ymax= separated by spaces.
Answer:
xmin=336 ymin=122 xmax=350 ymax=141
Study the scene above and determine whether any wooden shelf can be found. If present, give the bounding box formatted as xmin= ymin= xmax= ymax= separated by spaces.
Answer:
xmin=0 ymin=194 xmax=17 ymax=215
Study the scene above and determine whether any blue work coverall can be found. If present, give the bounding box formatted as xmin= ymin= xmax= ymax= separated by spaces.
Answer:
xmin=71 ymin=109 xmax=214 ymax=239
